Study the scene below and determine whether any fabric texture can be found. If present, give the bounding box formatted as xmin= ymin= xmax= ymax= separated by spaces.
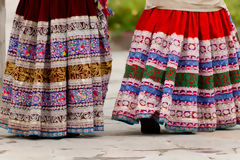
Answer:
xmin=0 ymin=0 xmax=112 ymax=137
xmin=112 ymin=8 xmax=240 ymax=132
xmin=145 ymin=0 xmax=226 ymax=12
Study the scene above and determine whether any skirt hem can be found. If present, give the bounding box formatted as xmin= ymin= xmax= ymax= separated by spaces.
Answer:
xmin=0 ymin=122 xmax=104 ymax=138
xmin=112 ymin=114 xmax=239 ymax=133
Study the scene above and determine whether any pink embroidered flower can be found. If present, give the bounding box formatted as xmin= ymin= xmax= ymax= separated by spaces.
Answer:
xmin=23 ymin=50 xmax=31 ymax=57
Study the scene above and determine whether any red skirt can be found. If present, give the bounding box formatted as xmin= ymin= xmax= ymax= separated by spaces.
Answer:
xmin=16 ymin=0 xmax=98 ymax=21
xmin=112 ymin=8 xmax=240 ymax=132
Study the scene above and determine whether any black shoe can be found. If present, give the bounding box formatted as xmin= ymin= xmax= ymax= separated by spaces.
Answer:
xmin=66 ymin=133 xmax=80 ymax=138
xmin=140 ymin=118 xmax=160 ymax=134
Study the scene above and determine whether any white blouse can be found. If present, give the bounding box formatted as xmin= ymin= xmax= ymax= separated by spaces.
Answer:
xmin=145 ymin=0 xmax=227 ymax=12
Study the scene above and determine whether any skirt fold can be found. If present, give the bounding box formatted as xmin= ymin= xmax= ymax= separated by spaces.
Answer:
xmin=1 ymin=0 xmax=111 ymax=137
xmin=112 ymin=8 xmax=240 ymax=132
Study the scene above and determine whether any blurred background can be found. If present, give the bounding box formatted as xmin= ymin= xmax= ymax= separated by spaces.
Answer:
xmin=108 ymin=0 xmax=240 ymax=51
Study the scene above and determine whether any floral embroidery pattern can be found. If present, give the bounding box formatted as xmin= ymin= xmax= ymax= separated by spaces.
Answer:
xmin=112 ymin=9 xmax=240 ymax=132
xmin=0 ymin=0 xmax=111 ymax=137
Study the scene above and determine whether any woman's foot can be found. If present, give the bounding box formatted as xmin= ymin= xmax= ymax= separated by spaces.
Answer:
xmin=140 ymin=118 xmax=160 ymax=134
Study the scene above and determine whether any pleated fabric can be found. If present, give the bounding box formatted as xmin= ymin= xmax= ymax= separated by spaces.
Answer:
xmin=1 ymin=0 xmax=112 ymax=137
xmin=112 ymin=8 xmax=240 ymax=132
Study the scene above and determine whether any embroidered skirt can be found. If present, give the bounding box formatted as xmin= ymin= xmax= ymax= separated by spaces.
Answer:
xmin=112 ymin=8 xmax=240 ymax=132
xmin=0 ymin=0 xmax=112 ymax=137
